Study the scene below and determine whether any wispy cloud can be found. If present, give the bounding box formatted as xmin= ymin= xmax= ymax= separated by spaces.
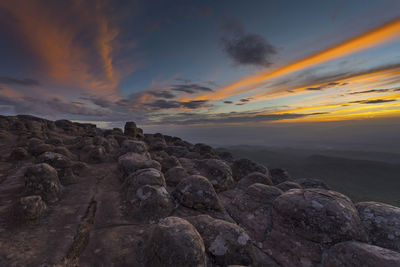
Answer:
xmin=0 ymin=76 xmax=40 ymax=86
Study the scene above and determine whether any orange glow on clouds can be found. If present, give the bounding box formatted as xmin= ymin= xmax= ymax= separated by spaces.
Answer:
xmin=190 ymin=17 xmax=400 ymax=102
xmin=0 ymin=0 xmax=120 ymax=97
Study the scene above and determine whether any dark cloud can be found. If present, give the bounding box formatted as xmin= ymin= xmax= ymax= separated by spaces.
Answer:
xmin=0 ymin=76 xmax=40 ymax=86
xmin=221 ymin=18 xmax=276 ymax=67
xmin=351 ymin=99 xmax=396 ymax=104
xmin=170 ymin=83 xmax=213 ymax=94
xmin=349 ymin=88 xmax=400 ymax=95
xmin=181 ymin=100 xmax=208 ymax=109
xmin=148 ymin=90 xmax=175 ymax=99
xmin=224 ymin=101 xmax=233 ymax=104
xmin=306 ymin=82 xmax=347 ymax=91
xmin=146 ymin=99 xmax=209 ymax=110
xmin=240 ymin=98 xmax=251 ymax=102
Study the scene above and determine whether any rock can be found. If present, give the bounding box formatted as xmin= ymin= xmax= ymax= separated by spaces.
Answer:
xmin=9 ymin=147 xmax=29 ymax=160
xmin=270 ymin=168 xmax=291 ymax=184
xmin=24 ymin=163 xmax=62 ymax=203
xmin=236 ymin=172 xmax=273 ymax=190
xmin=88 ymin=145 xmax=106 ymax=163
xmin=217 ymin=150 xmax=234 ymax=163
xmin=231 ymin=158 xmax=268 ymax=181
xmin=323 ymin=241 xmax=400 ymax=267
xmin=294 ymin=178 xmax=330 ymax=190
xmin=118 ymin=152 xmax=160 ymax=178
xmin=187 ymin=215 xmax=253 ymax=266
xmin=165 ymin=145 xmax=189 ymax=158
xmin=164 ymin=166 xmax=188 ymax=187
xmin=125 ymin=168 xmax=166 ymax=193
xmin=193 ymin=143 xmax=217 ymax=156
xmin=13 ymin=195 xmax=47 ymax=222
xmin=53 ymin=146 xmax=73 ymax=158
xmin=151 ymin=151 xmax=181 ymax=171
xmin=195 ymin=159 xmax=234 ymax=192
xmin=173 ymin=175 xmax=222 ymax=211
xmin=272 ymin=188 xmax=367 ymax=244
xmin=127 ymin=184 xmax=173 ymax=221
xmin=356 ymin=202 xmax=400 ymax=252
xmin=121 ymin=140 xmax=147 ymax=154
xmin=37 ymin=152 xmax=71 ymax=169
xmin=71 ymin=161 xmax=89 ymax=175
xmin=227 ymin=183 xmax=282 ymax=241
xmin=45 ymin=137 xmax=63 ymax=146
xmin=29 ymin=143 xmax=54 ymax=156
xmin=145 ymin=217 xmax=206 ymax=267
xmin=124 ymin=121 xmax=138 ymax=137
xmin=275 ymin=181 xmax=302 ymax=192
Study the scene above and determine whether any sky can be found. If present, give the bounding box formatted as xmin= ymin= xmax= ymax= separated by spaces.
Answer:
xmin=1 ymin=0 xmax=400 ymax=150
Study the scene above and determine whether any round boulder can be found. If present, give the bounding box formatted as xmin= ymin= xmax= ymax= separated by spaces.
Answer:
xmin=195 ymin=159 xmax=234 ymax=192
xmin=236 ymin=172 xmax=273 ymax=190
xmin=145 ymin=217 xmax=206 ymax=267
xmin=231 ymin=158 xmax=268 ymax=181
xmin=356 ymin=201 xmax=400 ymax=252
xmin=275 ymin=181 xmax=302 ymax=192
xmin=172 ymin=175 xmax=222 ymax=211
xmin=270 ymin=168 xmax=291 ymax=184
xmin=24 ymin=163 xmax=62 ymax=203
xmin=272 ymin=188 xmax=367 ymax=244
xmin=323 ymin=241 xmax=400 ymax=267
xmin=227 ymin=183 xmax=282 ymax=241
xmin=164 ymin=166 xmax=189 ymax=187
xmin=294 ymin=178 xmax=330 ymax=190
xmin=121 ymin=140 xmax=147 ymax=154
xmin=187 ymin=215 xmax=253 ymax=266
xmin=13 ymin=195 xmax=47 ymax=222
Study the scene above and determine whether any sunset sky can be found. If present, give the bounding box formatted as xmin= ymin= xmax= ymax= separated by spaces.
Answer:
xmin=1 ymin=0 xmax=400 ymax=149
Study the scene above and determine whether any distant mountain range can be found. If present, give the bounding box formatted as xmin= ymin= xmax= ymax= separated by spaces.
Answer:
xmin=219 ymin=145 xmax=400 ymax=206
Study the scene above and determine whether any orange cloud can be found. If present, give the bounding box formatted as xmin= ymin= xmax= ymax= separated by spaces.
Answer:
xmin=0 ymin=0 xmax=120 ymax=97
xmin=190 ymin=17 xmax=400 ymax=101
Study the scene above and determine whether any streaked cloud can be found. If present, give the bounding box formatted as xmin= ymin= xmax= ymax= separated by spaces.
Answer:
xmin=191 ymin=18 xmax=400 ymax=101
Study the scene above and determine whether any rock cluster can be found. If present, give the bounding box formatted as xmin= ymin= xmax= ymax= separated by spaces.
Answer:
xmin=0 ymin=114 xmax=399 ymax=267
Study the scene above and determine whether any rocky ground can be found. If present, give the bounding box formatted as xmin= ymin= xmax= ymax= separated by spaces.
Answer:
xmin=0 ymin=115 xmax=399 ymax=267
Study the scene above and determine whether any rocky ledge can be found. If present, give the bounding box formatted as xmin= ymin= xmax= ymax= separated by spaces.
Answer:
xmin=0 ymin=115 xmax=399 ymax=267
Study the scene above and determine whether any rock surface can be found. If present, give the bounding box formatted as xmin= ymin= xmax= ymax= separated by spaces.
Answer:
xmin=0 ymin=115 xmax=398 ymax=267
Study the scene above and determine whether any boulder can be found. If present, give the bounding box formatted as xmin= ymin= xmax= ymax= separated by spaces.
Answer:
xmin=127 ymin=184 xmax=173 ymax=221
xmin=187 ymin=215 xmax=253 ymax=266
xmin=13 ymin=195 xmax=47 ymax=222
xmin=323 ymin=241 xmax=400 ymax=267
xmin=88 ymin=145 xmax=106 ymax=163
xmin=173 ymin=175 xmax=222 ymax=211
xmin=272 ymin=188 xmax=367 ymax=244
xmin=236 ymin=172 xmax=273 ymax=190
xmin=275 ymin=181 xmax=302 ymax=192
xmin=144 ymin=217 xmax=206 ymax=267
xmin=118 ymin=152 xmax=160 ymax=178
xmin=37 ymin=152 xmax=71 ymax=169
xmin=124 ymin=121 xmax=138 ymax=137
xmin=9 ymin=147 xmax=29 ymax=161
xmin=231 ymin=158 xmax=268 ymax=181
xmin=164 ymin=166 xmax=188 ymax=187
xmin=356 ymin=202 xmax=400 ymax=252
xmin=294 ymin=178 xmax=330 ymax=190
xmin=227 ymin=183 xmax=282 ymax=241
xmin=24 ymin=163 xmax=62 ymax=203
xmin=121 ymin=140 xmax=148 ymax=154
xmin=270 ymin=168 xmax=291 ymax=184
xmin=195 ymin=159 xmax=234 ymax=192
